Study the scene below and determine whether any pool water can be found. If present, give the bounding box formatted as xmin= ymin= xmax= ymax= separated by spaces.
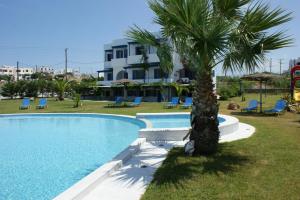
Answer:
xmin=0 ymin=114 xmax=145 ymax=200
xmin=140 ymin=114 xmax=225 ymax=128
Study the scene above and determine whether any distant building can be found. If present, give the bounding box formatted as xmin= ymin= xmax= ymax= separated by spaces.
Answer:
xmin=36 ymin=66 xmax=54 ymax=74
xmin=289 ymin=58 xmax=300 ymax=68
xmin=0 ymin=65 xmax=34 ymax=80
xmin=54 ymin=68 xmax=81 ymax=78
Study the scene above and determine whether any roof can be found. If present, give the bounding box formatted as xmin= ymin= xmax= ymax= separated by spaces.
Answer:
xmin=97 ymin=68 xmax=113 ymax=73
xmin=241 ymin=72 xmax=281 ymax=81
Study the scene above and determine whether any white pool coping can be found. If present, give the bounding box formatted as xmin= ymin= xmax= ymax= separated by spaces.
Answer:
xmin=0 ymin=113 xmax=255 ymax=200
xmin=54 ymin=138 xmax=147 ymax=200
xmin=137 ymin=112 xmax=239 ymax=141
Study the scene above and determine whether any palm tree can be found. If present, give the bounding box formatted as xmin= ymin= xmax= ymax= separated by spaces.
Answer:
xmin=54 ymin=79 xmax=70 ymax=101
xmin=140 ymin=45 xmax=150 ymax=83
xmin=129 ymin=0 xmax=292 ymax=155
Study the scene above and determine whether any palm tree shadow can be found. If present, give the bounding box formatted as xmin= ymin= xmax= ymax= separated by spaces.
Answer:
xmin=150 ymin=144 xmax=251 ymax=187
xmin=110 ymin=141 xmax=174 ymax=188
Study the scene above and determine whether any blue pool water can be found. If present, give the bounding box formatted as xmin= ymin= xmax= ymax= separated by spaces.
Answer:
xmin=141 ymin=114 xmax=225 ymax=128
xmin=0 ymin=114 xmax=145 ymax=200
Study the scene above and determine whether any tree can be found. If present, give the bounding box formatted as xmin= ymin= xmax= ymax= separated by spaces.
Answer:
xmin=25 ymin=80 xmax=39 ymax=97
xmin=15 ymin=80 xmax=27 ymax=98
xmin=0 ymin=75 xmax=13 ymax=82
xmin=130 ymin=0 xmax=292 ymax=154
xmin=1 ymin=82 xmax=16 ymax=99
xmin=54 ymin=79 xmax=70 ymax=101
xmin=37 ymin=79 xmax=48 ymax=97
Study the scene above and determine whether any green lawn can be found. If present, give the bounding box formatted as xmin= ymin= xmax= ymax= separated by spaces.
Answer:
xmin=0 ymin=94 xmax=299 ymax=199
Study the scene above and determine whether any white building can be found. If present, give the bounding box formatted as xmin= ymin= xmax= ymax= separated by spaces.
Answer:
xmin=97 ymin=34 xmax=212 ymax=86
xmin=0 ymin=65 xmax=34 ymax=80
xmin=36 ymin=66 xmax=54 ymax=74
xmin=289 ymin=58 xmax=300 ymax=69
xmin=54 ymin=68 xmax=81 ymax=78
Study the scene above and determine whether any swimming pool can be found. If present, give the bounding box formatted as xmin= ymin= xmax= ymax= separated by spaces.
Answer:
xmin=137 ymin=113 xmax=239 ymax=141
xmin=138 ymin=114 xmax=225 ymax=128
xmin=0 ymin=114 xmax=145 ymax=200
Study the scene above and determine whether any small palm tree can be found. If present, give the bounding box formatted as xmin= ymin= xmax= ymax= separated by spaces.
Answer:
xmin=140 ymin=45 xmax=150 ymax=83
xmin=54 ymin=79 xmax=70 ymax=101
xmin=129 ymin=0 xmax=292 ymax=154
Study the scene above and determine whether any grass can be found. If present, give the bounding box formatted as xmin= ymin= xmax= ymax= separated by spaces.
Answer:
xmin=0 ymin=98 xmax=190 ymax=115
xmin=142 ymin=94 xmax=300 ymax=200
xmin=0 ymin=94 xmax=299 ymax=199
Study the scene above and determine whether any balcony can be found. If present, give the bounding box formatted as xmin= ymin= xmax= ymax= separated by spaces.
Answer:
xmin=97 ymin=81 xmax=113 ymax=86
xmin=111 ymin=58 xmax=127 ymax=67
xmin=104 ymin=61 xmax=111 ymax=68
xmin=96 ymin=78 xmax=174 ymax=87
xmin=128 ymin=54 xmax=159 ymax=65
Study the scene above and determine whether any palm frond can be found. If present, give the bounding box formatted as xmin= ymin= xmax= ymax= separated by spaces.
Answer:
xmin=126 ymin=25 xmax=159 ymax=47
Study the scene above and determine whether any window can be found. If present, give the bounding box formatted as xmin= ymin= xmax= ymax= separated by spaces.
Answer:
xmin=154 ymin=68 xmax=162 ymax=79
xmin=107 ymin=72 xmax=113 ymax=81
xmin=132 ymin=70 xmax=145 ymax=80
xmin=106 ymin=53 xmax=112 ymax=61
xmin=116 ymin=50 xmax=123 ymax=59
xmin=124 ymin=49 xmax=128 ymax=58
xmin=149 ymin=46 xmax=156 ymax=54
xmin=135 ymin=46 xmax=144 ymax=55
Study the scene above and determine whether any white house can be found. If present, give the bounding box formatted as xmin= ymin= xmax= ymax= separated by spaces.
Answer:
xmin=0 ymin=65 xmax=34 ymax=80
xmin=36 ymin=66 xmax=55 ymax=74
xmin=96 ymin=34 xmax=217 ymax=101
xmin=97 ymin=34 xmax=212 ymax=86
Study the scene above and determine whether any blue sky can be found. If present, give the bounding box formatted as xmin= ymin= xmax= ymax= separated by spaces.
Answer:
xmin=0 ymin=0 xmax=299 ymax=75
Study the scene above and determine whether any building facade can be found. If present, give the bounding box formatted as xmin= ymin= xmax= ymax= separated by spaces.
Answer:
xmin=36 ymin=66 xmax=55 ymax=74
xmin=95 ymin=35 xmax=217 ymax=101
xmin=97 ymin=35 xmax=211 ymax=86
xmin=0 ymin=65 xmax=34 ymax=80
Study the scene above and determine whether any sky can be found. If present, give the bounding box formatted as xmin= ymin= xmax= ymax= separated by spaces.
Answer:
xmin=0 ymin=0 xmax=299 ymax=75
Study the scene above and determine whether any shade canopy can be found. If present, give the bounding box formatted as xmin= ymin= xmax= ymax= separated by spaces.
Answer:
xmin=112 ymin=79 xmax=137 ymax=99
xmin=241 ymin=72 xmax=281 ymax=82
xmin=241 ymin=72 xmax=281 ymax=113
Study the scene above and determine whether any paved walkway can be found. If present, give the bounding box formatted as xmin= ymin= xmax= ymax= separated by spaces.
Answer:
xmin=82 ymin=141 xmax=174 ymax=200
xmin=81 ymin=122 xmax=255 ymax=200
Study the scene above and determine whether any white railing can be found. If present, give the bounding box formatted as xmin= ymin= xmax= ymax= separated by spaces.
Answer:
xmin=111 ymin=58 xmax=127 ymax=67
xmin=127 ymin=54 xmax=159 ymax=65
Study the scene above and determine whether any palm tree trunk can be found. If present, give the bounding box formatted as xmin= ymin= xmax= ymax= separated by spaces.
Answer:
xmin=190 ymin=70 xmax=219 ymax=155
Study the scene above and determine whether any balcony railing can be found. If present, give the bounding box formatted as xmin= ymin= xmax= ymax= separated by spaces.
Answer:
xmin=128 ymin=54 xmax=159 ymax=65
xmin=97 ymin=78 xmax=175 ymax=86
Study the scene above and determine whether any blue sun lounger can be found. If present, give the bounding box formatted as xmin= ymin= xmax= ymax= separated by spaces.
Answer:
xmin=164 ymin=97 xmax=179 ymax=108
xmin=181 ymin=97 xmax=192 ymax=109
xmin=19 ymin=98 xmax=30 ymax=109
xmin=264 ymin=99 xmax=286 ymax=115
xmin=36 ymin=98 xmax=47 ymax=109
xmin=107 ymin=96 xmax=123 ymax=107
xmin=130 ymin=97 xmax=142 ymax=107
xmin=241 ymin=100 xmax=258 ymax=112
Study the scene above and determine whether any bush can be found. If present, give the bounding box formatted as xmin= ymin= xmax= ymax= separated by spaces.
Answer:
xmin=219 ymin=86 xmax=239 ymax=100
